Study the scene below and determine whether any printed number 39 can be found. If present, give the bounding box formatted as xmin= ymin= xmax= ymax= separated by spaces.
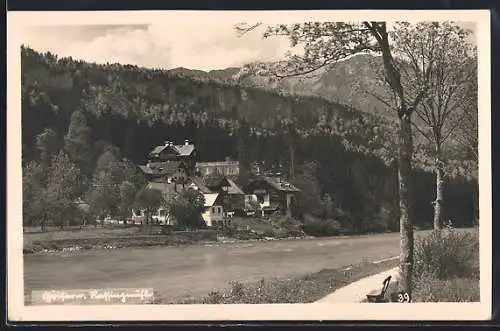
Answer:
xmin=398 ymin=292 xmax=411 ymax=303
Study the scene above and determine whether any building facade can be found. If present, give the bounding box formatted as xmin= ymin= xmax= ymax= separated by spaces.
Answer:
xmin=145 ymin=139 xmax=197 ymax=176
xmin=244 ymin=175 xmax=300 ymax=215
xmin=200 ymin=193 xmax=226 ymax=227
xmin=196 ymin=160 xmax=239 ymax=177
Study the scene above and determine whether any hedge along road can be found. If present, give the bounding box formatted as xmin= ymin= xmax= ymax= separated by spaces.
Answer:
xmin=23 ymin=229 xmax=470 ymax=303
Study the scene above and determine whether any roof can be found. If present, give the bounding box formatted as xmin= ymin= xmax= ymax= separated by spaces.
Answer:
xmin=189 ymin=175 xmax=244 ymax=195
xmin=149 ymin=144 xmax=178 ymax=157
xmin=226 ymin=178 xmax=245 ymax=195
xmin=203 ymin=193 xmax=220 ymax=207
xmin=188 ymin=177 xmax=213 ymax=194
xmin=256 ymin=176 xmax=301 ymax=192
xmin=149 ymin=143 xmax=195 ymax=157
xmin=138 ymin=161 xmax=184 ymax=176
xmin=174 ymin=144 xmax=195 ymax=156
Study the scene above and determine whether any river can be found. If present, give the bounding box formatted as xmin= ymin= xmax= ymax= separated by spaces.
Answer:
xmin=24 ymin=230 xmax=446 ymax=302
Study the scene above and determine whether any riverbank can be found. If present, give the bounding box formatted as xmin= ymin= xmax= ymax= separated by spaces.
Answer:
xmin=168 ymin=258 xmax=399 ymax=304
xmin=23 ymin=225 xmax=477 ymax=256
xmin=167 ymin=228 xmax=479 ymax=304
xmin=23 ymin=225 xmax=313 ymax=255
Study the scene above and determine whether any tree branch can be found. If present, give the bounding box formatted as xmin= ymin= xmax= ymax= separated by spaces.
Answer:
xmin=235 ymin=23 xmax=262 ymax=37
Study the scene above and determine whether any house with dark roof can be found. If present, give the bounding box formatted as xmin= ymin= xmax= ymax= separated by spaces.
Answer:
xmin=243 ymin=174 xmax=300 ymax=216
xmin=147 ymin=140 xmax=197 ymax=175
xmin=138 ymin=160 xmax=188 ymax=183
xmin=132 ymin=179 xmax=233 ymax=228
xmin=188 ymin=175 xmax=246 ymax=214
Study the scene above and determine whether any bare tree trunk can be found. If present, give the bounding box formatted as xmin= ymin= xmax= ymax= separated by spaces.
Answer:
xmin=376 ymin=30 xmax=415 ymax=296
xmin=398 ymin=114 xmax=415 ymax=298
xmin=433 ymin=145 xmax=445 ymax=229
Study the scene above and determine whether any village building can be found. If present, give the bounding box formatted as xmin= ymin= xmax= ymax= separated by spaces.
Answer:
xmin=200 ymin=193 xmax=227 ymax=228
xmin=196 ymin=159 xmax=239 ymax=177
xmin=131 ymin=181 xmax=177 ymax=226
xmin=138 ymin=160 xmax=189 ymax=183
xmin=190 ymin=175 xmax=245 ymax=214
xmin=243 ymin=175 xmax=300 ymax=216
xmin=131 ymin=176 xmax=242 ymax=228
xmin=145 ymin=139 xmax=197 ymax=176
xmin=132 ymin=138 xmax=300 ymax=226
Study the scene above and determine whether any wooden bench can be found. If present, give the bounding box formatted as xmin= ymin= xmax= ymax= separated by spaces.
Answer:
xmin=366 ymin=276 xmax=391 ymax=303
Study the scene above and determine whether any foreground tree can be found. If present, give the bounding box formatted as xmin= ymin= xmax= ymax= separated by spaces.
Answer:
xmin=236 ymin=21 xmax=435 ymax=295
xmin=455 ymin=72 xmax=479 ymax=224
xmin=379 ymin=22 xmax=477 ymax=229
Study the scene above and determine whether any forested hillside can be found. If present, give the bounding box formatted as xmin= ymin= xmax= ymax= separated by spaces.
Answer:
xmin=21 ymin=46 xmax=478 ymax=232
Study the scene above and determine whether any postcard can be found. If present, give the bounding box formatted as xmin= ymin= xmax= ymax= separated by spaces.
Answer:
xmin=7 ymin=9 xmax=492 ymax=321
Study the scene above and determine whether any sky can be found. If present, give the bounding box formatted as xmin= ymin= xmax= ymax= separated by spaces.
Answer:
xmin=20 ymin=22 xmax=477 ymax=72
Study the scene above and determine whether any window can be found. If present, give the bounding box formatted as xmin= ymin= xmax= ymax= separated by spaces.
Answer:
xmin=159 ymin=209 xmax=166 ymax=216
xmin=212 ymin=207 xmax=216 ymax=213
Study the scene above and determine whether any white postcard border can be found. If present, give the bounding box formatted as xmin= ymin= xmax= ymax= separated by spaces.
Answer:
xmin=7 ymin=9 xmax=492 ymax=321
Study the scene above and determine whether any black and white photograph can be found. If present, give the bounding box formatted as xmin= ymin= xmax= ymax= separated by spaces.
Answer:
xmin=7 ymin=10 xmax=491 ymax=321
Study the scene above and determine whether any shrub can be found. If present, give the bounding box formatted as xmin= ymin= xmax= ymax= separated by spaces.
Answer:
xmin=220 ymin=226 xmax=237 ymax=237
xmin=301 ymin=214 xmax=344 ymax=237
xmin=413 ymin=226 xmax=479 ymax=280
xmin=262 ymin=229 xmax=275 ymax=238
xmin=413 ymin=275 xmax=480 ymax=302
xmin=229 ymin=281 xmax=245 ymax=298
xmin=203 ymin=291 xmax=224 ymax=304
xmin=272 ymin=215 xmax=302 ymax=231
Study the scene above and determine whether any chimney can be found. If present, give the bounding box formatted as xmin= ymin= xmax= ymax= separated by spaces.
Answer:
xmin=184 ymin=139 xmax=189 ymax=146
xmin=147 ymin=162 xmax=151 ymax=168
xmin=165 ymin=141 xmax=170 ymax=146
